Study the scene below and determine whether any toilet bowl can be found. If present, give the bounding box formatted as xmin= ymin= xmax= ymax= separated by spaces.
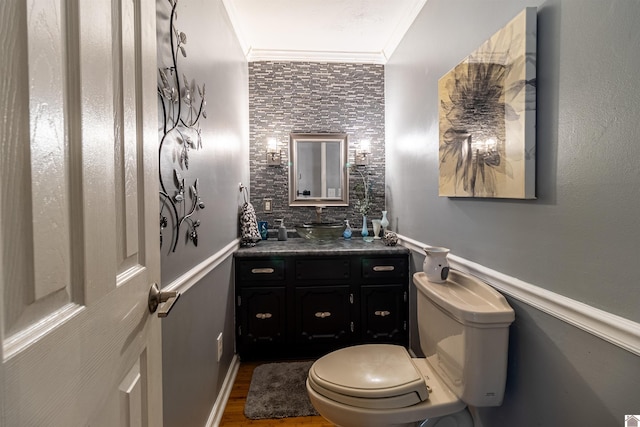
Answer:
xmin=306 ymin=344 xmax=470 ymax=427
xmin=306 ymin=270 xmax=515 ymax=427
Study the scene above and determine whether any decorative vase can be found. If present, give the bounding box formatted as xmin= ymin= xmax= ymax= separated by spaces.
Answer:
xmin=382 ymin=230 xmax=398 ymax=246
xmin=380 ymin=210 xmax=389 ymax=231
xmin=372 ymin=219 xmax=382 ymax=239
xmin=343 ymin=220 xmax=352 ymax=240
xmin=361 ymin=215 xmax=368 ymax=238
xmin=423 ymin=246 xmax=450 ymax=283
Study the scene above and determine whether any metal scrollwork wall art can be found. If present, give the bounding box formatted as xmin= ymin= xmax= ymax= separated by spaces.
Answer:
xmin=158 ymin=0 xmax=207 ymax=252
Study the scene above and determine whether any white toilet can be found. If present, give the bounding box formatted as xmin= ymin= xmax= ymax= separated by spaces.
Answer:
xmin=306 ymin=270 xmax=515 ymax=427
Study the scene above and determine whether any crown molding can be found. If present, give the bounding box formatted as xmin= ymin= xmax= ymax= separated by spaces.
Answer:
xmin=222 ymin=0 xmax=429 ymax=64
xmin=246 ymin=48 xmax=387 ymax=65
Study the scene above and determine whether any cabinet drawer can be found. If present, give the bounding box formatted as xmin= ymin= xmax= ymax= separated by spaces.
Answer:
xmin=362 ymin=257 xmax=407 ymax=280
xmin=237 ymin=259 xmax=285 ymax=282
xmin=295 ymin=259 xmax=350 ymax=281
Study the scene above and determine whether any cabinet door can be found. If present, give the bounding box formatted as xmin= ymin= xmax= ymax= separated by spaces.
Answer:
xmin=295 ymin=286 xmax=351 ymax=344
xmin=361 ymin=285 xmax=407 ymax=344
xmin=238 ymin=287 xmax=286 ymax=346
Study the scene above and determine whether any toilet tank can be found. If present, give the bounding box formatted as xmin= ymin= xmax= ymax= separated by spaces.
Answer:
xmin=413 ymin=270 xmax=514 ymax=407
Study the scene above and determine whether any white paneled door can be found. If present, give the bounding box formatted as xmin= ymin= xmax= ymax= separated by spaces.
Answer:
xmin=1 ymin=0 xmax=162 ymax=425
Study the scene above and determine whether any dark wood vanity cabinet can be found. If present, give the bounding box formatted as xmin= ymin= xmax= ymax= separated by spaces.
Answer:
xmin=234 ymin=250 xmax=409 ymax=360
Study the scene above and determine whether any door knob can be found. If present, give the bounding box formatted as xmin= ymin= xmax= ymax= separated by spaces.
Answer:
xmin=148 ymin=283 xmax=181 ymax=317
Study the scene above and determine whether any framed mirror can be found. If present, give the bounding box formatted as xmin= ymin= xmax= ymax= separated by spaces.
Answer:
xmin=289 ymin=133 xmax=349 ymax=207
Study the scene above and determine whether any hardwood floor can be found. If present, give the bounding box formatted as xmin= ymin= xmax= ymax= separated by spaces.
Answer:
xmin=219 ymin=361 xmax=334 ymax=426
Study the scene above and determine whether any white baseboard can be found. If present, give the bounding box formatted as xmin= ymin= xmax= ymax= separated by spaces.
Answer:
xmin=206 ymin=354 xmax=240 ymax=427
xmin=398 ymin=234 xmax=640 ymax=357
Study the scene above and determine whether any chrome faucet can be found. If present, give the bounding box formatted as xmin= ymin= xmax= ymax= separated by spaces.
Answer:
xmin=315 ymin=206 xmax=325 ymax=223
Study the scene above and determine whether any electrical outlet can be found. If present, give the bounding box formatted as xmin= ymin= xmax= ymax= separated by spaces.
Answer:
xmin=263 ymin=198 xmax=272 ymax=212
xmin=216 ymin=333 xmax=223 ymax=362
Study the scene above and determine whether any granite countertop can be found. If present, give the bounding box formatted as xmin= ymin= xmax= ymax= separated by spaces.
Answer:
xmin=234 ymin=237 xmax=409 ymax=257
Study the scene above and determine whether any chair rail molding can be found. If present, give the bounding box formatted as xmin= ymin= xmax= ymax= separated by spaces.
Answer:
xmin=164 ymin=238 xmax=240 ymax=294
xmin=398 ymin=234 xmax=640 ymax=357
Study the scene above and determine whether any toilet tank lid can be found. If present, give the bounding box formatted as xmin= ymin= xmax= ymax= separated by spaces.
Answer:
xmin=413 ymin=271 xmax=515 ymax=325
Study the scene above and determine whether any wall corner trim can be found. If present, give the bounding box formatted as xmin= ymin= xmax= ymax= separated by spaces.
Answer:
xmin=164 ymin=238 xmax=241 ymax=295
xmin=206 ymin=354 xmax=240 ymax=427
xmin=381 ymin=0 xmax=428 ymax=60
xmin=398 ymin=234 xmax=640 ymax=357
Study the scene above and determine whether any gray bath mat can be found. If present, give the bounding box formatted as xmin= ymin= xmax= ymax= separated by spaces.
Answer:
xmin=244 ymin=361 xmax=320 ymax=419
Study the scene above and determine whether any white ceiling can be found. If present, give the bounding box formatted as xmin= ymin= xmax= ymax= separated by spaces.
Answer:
xmin=222 ymin=0 xmax=428 ymax=64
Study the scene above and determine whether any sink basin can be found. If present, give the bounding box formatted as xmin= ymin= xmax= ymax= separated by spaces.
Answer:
xmin=295 ymin=222 xmax=345 ymax=242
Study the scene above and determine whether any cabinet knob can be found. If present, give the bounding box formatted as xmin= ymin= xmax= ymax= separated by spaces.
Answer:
xmin=373 ymin=265 xmax=395 ymax=272
xmin=374 ymin=310 xmax=391 ymax=317
xmin=256 ymin=312 xmax=273 ymax=319
xmin=314 ymin=311 xmax=332 ymax=319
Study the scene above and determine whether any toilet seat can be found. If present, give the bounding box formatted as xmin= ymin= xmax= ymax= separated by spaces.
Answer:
xmin=308 ymin=344 xmax=429 ymax=409
xmin=307 ymin=346 xmax=466 ymax=427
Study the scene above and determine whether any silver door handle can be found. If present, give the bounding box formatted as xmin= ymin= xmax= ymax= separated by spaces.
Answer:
xmin=148 ymin=283 xmax=181 ymax=318
xmin=374 ymin=310 xmax=391 ymax=317
xmin=315 ymin=311 xmax=331 ymax=318
xmin=373 ymin=266 xmax=395 ymax=272
xmin=256 ymin=313 xmax=273 ymax=319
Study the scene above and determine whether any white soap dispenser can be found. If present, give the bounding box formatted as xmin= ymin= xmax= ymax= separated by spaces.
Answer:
xmin=277 ymin=219 xmax=287 ymax=241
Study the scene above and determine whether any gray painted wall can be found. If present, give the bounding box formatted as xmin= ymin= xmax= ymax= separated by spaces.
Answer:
xmin=387 ymin=0 xmax=640 ymax=425
xmin=155 ymin=0 xmax=249 ymax=425
xmin=248 ymin=62 xmax=386 ymax=229
xmin=386 ymin=0 xmax=640 ymax=323
xmin=161 ymin=258 xmax=236 ymax=426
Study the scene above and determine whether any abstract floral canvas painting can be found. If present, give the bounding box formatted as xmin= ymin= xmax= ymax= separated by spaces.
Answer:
xmin=438 ymin=8 xmax=537 ymax=199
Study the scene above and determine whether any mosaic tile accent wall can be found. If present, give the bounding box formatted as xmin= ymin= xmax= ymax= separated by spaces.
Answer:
xmin=249 ymin=61 xmax=386 ymax=232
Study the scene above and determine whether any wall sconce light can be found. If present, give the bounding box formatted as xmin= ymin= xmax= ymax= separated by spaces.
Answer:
xmin=267 ymin=138 xmax=282 ymax=166
xmin=355 ymin=139 xmax=371 ymax=166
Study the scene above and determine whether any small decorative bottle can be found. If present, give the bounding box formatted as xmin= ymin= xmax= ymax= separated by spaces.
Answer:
xmin=343 ymin=220 xmax=352 ymax=240
xmin=380 ymin=210 xmax=389 ymax=232
xmin=258 ymin=221 xmax=268 ymax=240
